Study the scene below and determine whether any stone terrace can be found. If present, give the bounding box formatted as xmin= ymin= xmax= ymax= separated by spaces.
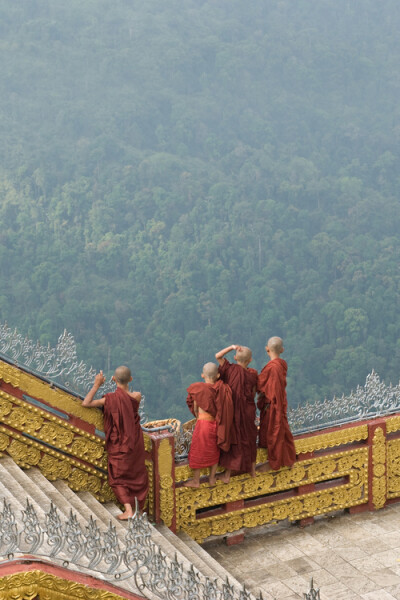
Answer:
xmin=203 ymin=503 xmax=400 ymax=600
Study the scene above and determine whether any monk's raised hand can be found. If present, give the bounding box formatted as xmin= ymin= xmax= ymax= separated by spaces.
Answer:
xmin=94 ymin=370 xmax=106 ymax=388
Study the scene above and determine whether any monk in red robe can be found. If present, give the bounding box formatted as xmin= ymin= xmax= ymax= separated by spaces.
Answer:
xmin=215 ymin=345 xmax=258 ymax=482
xmin=82 ymin=366 xmax=149 ymax=519
xmin=257 ymin=337 xmax=296 ymax=471
xmin=185 ymin=362 xmax=233 ymax=488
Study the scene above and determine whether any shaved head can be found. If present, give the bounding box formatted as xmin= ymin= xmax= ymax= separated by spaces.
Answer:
xmin=113 ymin=365 xmax=132 ymax=385
xmin=202 ymin=362 xmax=219 ymax=382
xmin=267 ymin=337 xmax=284 ymax=354
xmin=236 ymin=346 xmax=252 ymax=363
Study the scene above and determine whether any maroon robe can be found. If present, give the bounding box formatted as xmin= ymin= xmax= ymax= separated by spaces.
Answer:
xmin=186 ymin=381 xmax=234 ymax=468
xmin=257 ymin=358 xmax=296 ymax=470
xmin=103 ymin=387 xmax=148 ymax=510
xmin=218 ymin=360 xmax=258 ymax=473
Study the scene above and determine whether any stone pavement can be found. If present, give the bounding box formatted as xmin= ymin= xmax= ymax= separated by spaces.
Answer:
xmin=203 ymin=503 xmax=400 ymax=600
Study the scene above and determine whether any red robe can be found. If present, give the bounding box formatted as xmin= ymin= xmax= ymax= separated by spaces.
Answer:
xmin=103 ymin=388 xmax=149 ymax=510
xmin=257 ymin=358 xmax=296 ymax=470
xmin=186 ymin=382 xmax=233 ymax=468
xmin=218 ymin=360 xmax=258 ymax=473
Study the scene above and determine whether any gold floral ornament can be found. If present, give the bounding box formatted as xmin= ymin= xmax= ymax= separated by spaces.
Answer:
xmin=372 ymin=426 xmax=386 ymax=510
xmin=39 ymin=454 xmax=72 ymax=480
xmin=7 ymin=439 xmax=41 ymax=467
xmin=0 ymin=570 xmax=132 ymax=600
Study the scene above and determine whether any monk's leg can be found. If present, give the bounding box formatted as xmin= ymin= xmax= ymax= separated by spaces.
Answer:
xmin=218 ymin=468 xmax=231 ymax=483
xmin=257 ymin=462 xmax=272 ymax=473
xmin=184 ymin=469 xmax=201 ymax=488
xmin=250 ymin=461 xmax=256 ymax=477
xmin=117 ymin=503 xmax=134 ymax=520
xmin=208 ymin=464 xmax=218 ymax=486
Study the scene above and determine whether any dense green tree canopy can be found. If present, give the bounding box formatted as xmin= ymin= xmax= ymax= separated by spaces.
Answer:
xmin=0 ymin=0 xmax=399 ymax=420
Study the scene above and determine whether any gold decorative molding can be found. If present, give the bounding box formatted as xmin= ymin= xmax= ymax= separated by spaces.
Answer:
xmin=143 ymin=433 xmax=152 ymax=453
xmin=0 ymin=360 xmax=21 ymax=387
xmin=0 ymin=390 xmax=107 ymax=469
xmin=387 ymin=438 xmax=400 ymax=498
xmin=0 ymin=570 xmax=137 ymax=600
xmin=146 ymin=459 xmax=154 ymax=520
xmin=0 ymin=425 xmax=114 ymax=503
xmin=372 ymin=426 xmax=386 ymax=510
xmin=158 ymin=438 xmax=174 ymax=527
xmin=386 ymin=415 xmax=400 ymax=434
xmin=176 ymin=447 xmax=368 ymax=542
xmin=294 ymin=425 xmax=368 ymax=455
xmin=0 ymin=359 xmax=104 ymax=430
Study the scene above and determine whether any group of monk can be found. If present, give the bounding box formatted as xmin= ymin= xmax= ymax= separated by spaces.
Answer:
xmin=185 ymin=336 xmax=296 ymax=488
xmin=82 ymin=336 xmax=296 ymax=519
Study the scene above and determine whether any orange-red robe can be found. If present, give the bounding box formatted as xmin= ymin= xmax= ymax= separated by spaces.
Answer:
xmin=218 ymin=360 xmax=258 ymax=473
xmin=103 ymin=388 xmax=149 ymax=510
xmin=186 ymin=381 xmax=233 ymax=468
xmin=257 ymin=358 xmax=296 ymax=471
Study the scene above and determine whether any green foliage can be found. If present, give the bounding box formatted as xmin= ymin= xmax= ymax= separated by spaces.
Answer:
xmin=0 ymin=1 xmax=400 ymax=421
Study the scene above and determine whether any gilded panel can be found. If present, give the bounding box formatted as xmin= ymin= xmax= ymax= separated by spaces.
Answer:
xmin=387 ymin=438 xmax=400 ymax=498
xmin=17 ymin=367 xmax=104 ymax=430
xmin=386 ymin=415 xmax=400 ymax=434
xmin=176 ymin=447 xmax=368 ymax=542
xmin=372 ymin=427 xmax=386 ymax=510
xmin=146 ymin=459 xmax=154 ymax=520
xmin=0 ymin=390 xmax=107 ymax=469
xmin=0 ymin=570 xmax=136 ymax=600
xmin=0 ymin=360 xmax=21 ymax=387
xmin=158 ymin=438 xmax=174 ymax=527
xmin=294 ymin=424 xmax=368 ymax=455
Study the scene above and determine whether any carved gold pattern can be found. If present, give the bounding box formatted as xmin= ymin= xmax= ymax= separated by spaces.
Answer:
xmin=386 ymin=415 xmax=400 ymax=434
xmin=0 ymin=570 xmax=134 ymax=600
xmin=144 ymin=433 xmax=152 ymax=453
xmin=293 ymin=425 xmax=369 ymax=455
xmin=0 ymin=431 xmax=9 ymax=451
xmin=158 ymin=438 xmax=174 ymax=527
xmin=176 ymin=448 xmax=368 ymax=542
xmin=0 ymin=425 xmax=113 ymax=502
xmin=146 ymin=459 xmax=154 ymax=520
xmin=0 ymin=360 xmax=21 ymax=387
xmin=387 ymin=439 xmax=400 ymax=498
xmin=39 ymin=454 xmax=72 ymax=480
xmin=372 ymin=426 xmax=386 ymax=510
xmin=7 ymin=439 xmax=41 ymax=467
xmin=0 ymin=389 xmax=107 ymax=468
xmin=0 ymin=359 xmax=104 ymax=429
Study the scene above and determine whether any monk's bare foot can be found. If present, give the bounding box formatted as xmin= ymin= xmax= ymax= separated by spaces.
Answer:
xmin=117 ymin=511 xmax=134 ymax=520
xmin=217 ymin=472 xmax=230 ymax=483
xmin=250 ymin=467 xmax=257 ymax=478
xmin=184 ymin=479 xmax=200 ymax=488
xmin=208 ymin=477 xmax=216 ymax=486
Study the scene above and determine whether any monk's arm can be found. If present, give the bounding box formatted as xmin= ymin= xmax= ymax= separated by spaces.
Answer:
xmin=82 ymin=371 xmax=106 ymax=408
xmin=215 ymin=344 xmax=237 ymax=366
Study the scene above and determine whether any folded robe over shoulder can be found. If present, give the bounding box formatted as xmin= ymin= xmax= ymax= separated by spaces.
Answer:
xmin=257 ymin=358 xmax=296 ymax=471
xmin=186 ymin=381 xmax=234 ymax=468
xmin=104 ymin=387 xmax=149 ymax=510
xmin=218 ymin=360 xmax=258 ymax=473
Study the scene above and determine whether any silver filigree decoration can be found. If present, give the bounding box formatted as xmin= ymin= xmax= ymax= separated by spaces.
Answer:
xmin=303 ymin=578 xmax=320 ymax=600
xmin=0 ymin=500 xmax=18 ymax=556
xmin=0 ymin=498 xmax=272 ymax=600
xmin=21 ymin=499 xmax=43 ymax=553
xmin=288 ymin=370 xmax=400 ymax=434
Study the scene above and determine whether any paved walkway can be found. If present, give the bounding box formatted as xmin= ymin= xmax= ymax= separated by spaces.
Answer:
xmin=203 ymin=503 xmax=400 ymax=600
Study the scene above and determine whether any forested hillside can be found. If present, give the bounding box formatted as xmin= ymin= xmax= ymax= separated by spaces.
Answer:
xmin=0 ymin=0 xmax=399 ymax=420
